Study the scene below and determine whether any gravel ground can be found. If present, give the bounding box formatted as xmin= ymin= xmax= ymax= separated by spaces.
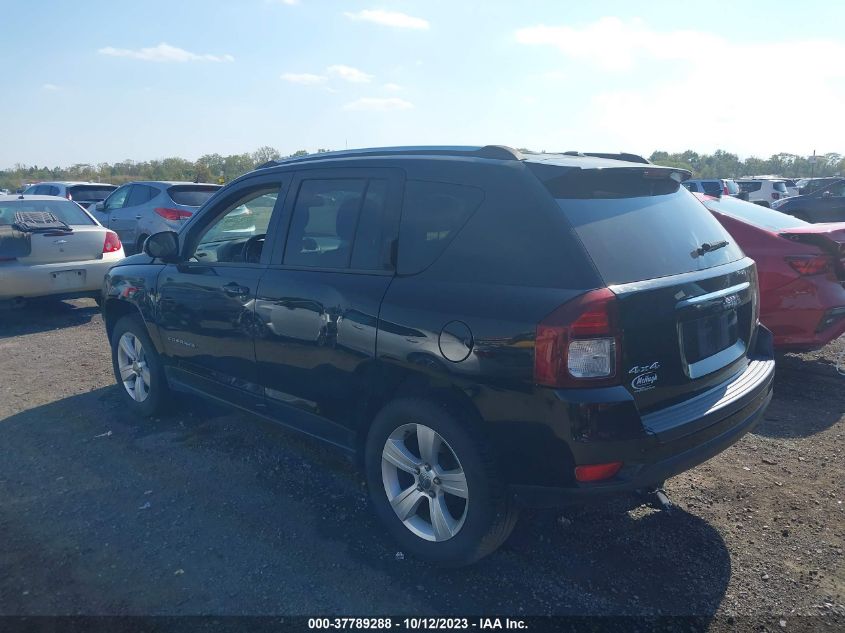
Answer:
xmin=0 ymin=298 xmax=842 ymax=626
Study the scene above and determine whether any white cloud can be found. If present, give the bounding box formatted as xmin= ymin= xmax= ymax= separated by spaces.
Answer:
xmin=327 ymin=64 xmax=373 ymax=83
xmin=515 ymin=17 xmax=845 ymax=155
xmin=41 ymin=83 xmax=60 ymax=91
xmin=342 ymin=97 xmax=414 ymax=112
xmin=344 ymin=9 xmax=429 ymax=30
xmin=281 ymin=72 xmax=327 ymax=85
xmin=383 ymin=83 xmax=402 ymax=92
xmin=98 ymin=42 xmax=234 ymax=63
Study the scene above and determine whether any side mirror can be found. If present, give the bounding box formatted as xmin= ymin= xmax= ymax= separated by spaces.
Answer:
xmin=822 ymin=190 xmax=832 ymax=198
xmin=94 ymin=201 xmax=106 ymax=212
xmin=143 ymin=231 xmax=180 ymax=262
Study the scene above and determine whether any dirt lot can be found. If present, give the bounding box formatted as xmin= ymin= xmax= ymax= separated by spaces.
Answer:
xmin=0 ymin=298 xmax=842 ymax=625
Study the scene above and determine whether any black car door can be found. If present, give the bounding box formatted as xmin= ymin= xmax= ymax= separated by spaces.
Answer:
xmin=157 ymin=172 xmax=292 ymax=411
xmin=253 ymin=168 xmax=403 ymax=447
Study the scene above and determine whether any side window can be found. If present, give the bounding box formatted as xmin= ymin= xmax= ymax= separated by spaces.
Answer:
xmin=47 ymin=185 xmax=60 ymax=196
xmin=828 ymin=182 xmax=845 ymax=197
xmin=104 ymin=185 xmax=130 ymax=210
xmin=32 ymin=185 xmax=48 ymax=195
xmin=350 ymin=179 xmax=398 ymax=270
xmin=681 ymin=182 xmax=697 ymax=192
xmin=194 ymin=185 xmax=280 ymax=264
xmin=283 ymin=179 xmax=368 ymax=269
xmin=397 ymin=180 xmax=484 ymax=275
xmin=125 ymin=184 xmax=157 ymax=207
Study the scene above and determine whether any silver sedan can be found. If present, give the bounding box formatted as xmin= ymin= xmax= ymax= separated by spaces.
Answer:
xmin=0 ymin=195 xmax=125 ymax=305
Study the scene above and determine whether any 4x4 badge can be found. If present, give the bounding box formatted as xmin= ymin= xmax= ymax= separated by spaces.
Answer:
xmin=629 ymin=361 xmax=660 ymax=375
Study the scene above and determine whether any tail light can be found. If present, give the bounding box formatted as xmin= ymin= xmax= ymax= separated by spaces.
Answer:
xmin=534 ymin=288 xmax=621 ymax=388
xmin=575 ymin=462 xmax=623 ymax=482
xmin=786 ymin=255 xmax=832 ymax=276
xmin=723 ymin=184 xmax=730 ymax=195
xmin=154 ymin=207 xmax=193 ymax=221
xmin=772 ymin=192 xmax=780 ymax=200
xmin=103 ymin=231 xmax=122 ymax=253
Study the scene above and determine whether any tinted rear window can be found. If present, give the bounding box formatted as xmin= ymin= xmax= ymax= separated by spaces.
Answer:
xmin=773 ymin=181 xmax=788 ymax=193
xmin=703 ymin=195 xmax=809 ymax=230
xmin=0 ymin=200 xmax=95 ymax=226
xmin=397 ymin=180 xmax=484 ymax=275
xmin=167 ymin=185 xmax=220 ymax=206
xmin=67 ymin=185 xmax=116 ymax=201
xmin=738 ymin=181 xmax=762 ymax=193
xmin=550 ymin=172 xmax=743 ymax=285
xmin=700 ymin=181 xmax=722 ymax=196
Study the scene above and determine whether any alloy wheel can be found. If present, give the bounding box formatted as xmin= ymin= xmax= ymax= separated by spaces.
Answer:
xmin=117 ymin=332 xmax=151 ymax=402
xmin=381 ymin=423 xmax=469 ymax=542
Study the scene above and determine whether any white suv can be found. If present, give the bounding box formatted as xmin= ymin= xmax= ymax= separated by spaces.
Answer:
xmin=736 ymin=179 xmax=790 ymax=207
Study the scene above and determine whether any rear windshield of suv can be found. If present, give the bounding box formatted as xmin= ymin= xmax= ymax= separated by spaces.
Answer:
xmin=0 ymin=200 xmax=96 ymax=226
xmin=702 ymin=195 xmax=808 ymax=230
xmin=168 ymin=185 xmax=220 ymax=207
xmin=772 ymin=181 xmax=788 ymax=193
xmin=738 ymin=181 xmax=762 ymax=193
xmin=67 ymin=185 xmax=117 ymax=201
xmin=544 ymin=170 xmax=743 ymax=285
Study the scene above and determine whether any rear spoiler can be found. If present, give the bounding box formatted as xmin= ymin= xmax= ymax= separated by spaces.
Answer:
xmin=780 ymin=228 xmax=845 ymax=256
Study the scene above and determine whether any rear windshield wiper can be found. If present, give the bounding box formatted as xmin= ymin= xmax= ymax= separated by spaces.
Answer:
xmin=692 ymin=240 xmax=729 ymax=258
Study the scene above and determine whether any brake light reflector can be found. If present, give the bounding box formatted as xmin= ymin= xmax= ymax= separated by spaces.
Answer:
xmin=772 ymin=192 xmax=780 ymax=200
xmin=786 ymin=255 xmax=832 ymax=276
xmin=534 ymin=288 xmax=621 ymax=388
xmin=154 ymin=207 xmax=193 ymax=221
xmin=575 ymin=461 xmax=623 ymax=482
xmin=103 ymin=231 xmax=122 ymax=253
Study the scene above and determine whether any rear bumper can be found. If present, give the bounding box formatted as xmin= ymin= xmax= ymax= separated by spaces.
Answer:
xmin=0 ymin=253 xmax=123 ymax=300
xmin=762 ymin=276 xmax=845 ymax=351
xmin=511 ymin=331 xmax=775 ymax=508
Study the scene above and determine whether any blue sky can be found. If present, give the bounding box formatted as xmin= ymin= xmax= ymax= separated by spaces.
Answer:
xmin=2 ymin=0 xmax=844 ymax=167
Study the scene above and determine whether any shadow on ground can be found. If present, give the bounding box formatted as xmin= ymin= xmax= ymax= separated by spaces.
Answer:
xmin=0 ymin=298 xmax=99 ymax=339
xmin=0 ymin=387 xmax=730 ymax=618
xmin=754 ymin=354 xmax=845 ymax=439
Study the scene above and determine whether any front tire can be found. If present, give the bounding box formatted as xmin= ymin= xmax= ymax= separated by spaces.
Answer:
xmin=110 ymin=315 xmax=169 ymax=416
xmin=365 ymin=398 xmax=518 ymax=566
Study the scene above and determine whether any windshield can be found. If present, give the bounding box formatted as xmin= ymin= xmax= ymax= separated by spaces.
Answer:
xmin=552 ymin=176 xmax=743 ymax=285
xmin=702 ymin=194 xmax=809 ymax=230
xmin=0 ymin=199 xmax=96 ymax=226
xmin=68 ymin=185 xmax=117 ymax=201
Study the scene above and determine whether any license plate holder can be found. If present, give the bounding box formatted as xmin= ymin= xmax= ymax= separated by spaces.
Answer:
xmin=682 ymin=308 xmax=739 ymax=364
xmin=50 ymin=269 xmax=86 ymax=290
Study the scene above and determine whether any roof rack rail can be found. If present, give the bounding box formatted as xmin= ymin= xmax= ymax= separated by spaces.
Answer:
xmin=561 ymin=151 xmax=651 ymax=164
xmin=273 ymin=145 xmax=524 ymax=165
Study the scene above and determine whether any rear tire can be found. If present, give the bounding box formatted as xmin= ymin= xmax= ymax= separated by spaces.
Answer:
xmin=364 ymin=398 xmax=518 ymax=566
xmin=110 ymin=314 xmax=169 ymax=416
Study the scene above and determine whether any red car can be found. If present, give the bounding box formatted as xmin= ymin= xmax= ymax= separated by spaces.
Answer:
xmin=695 ymin=192 xmax=845 ymax=351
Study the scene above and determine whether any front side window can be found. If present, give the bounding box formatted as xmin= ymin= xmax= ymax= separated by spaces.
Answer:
xmin=104 ymin=185 xmax=130 ymax=210
xmin=194 ymin=186 xmax=281 ymax=264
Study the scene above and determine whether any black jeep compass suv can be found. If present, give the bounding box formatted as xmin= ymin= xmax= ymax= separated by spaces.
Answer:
xmin=102 ymin=146 xmax=775 ymax=565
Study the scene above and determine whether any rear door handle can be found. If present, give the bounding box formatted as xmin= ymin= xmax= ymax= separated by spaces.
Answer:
xmin=222 ymin=282 xmax=249 ymax=296
xmin=135 ymin=215 xmax=142 ymax=220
